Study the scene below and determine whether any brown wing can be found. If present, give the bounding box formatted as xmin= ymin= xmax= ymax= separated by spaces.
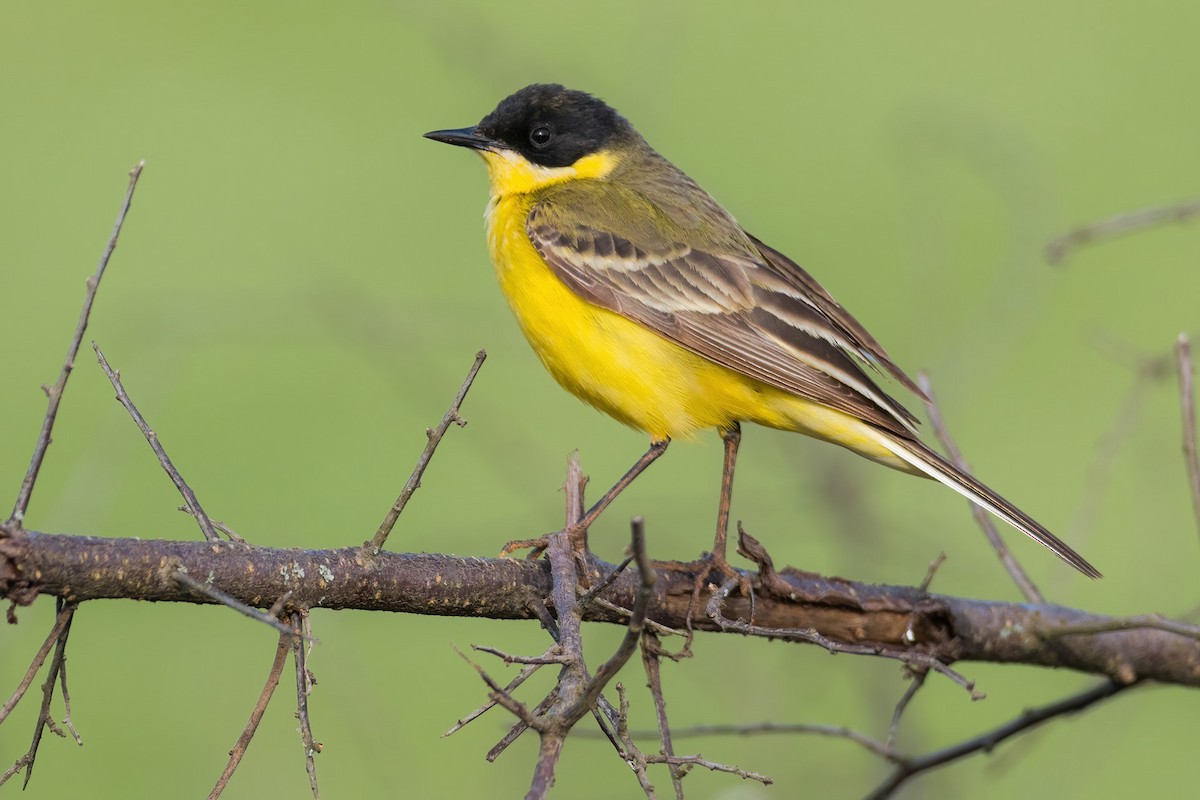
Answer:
xmin=527 ymin=202 xmax=920 ymax=438
xmin=747 ymin=235 xmax=927 ymax=400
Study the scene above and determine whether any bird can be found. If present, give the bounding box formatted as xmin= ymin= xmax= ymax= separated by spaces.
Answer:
xmin=424 ymin=83 xmax=1100 ymax=579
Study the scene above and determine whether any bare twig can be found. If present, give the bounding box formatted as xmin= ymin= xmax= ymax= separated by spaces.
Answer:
xmin=886 ymin=670 xmax=928 ymax=750
xmin=8 ymin=161 xmax=145 ymax=526
xmin=626 ymin=721 xmax=897 ymax=761
xmin=93 ymin=343 xmax=221 ymax=542
xmin=291 ymin=611 xmax=320 ymax=799
xmin=1046 ymin=196 xmax=1200 ymax=264
xmin=209 ymin=632 xmax=293 ymax=799
xmin=472 ymin=644 xmax=567 ymax=666
xmin=867 ymin=680 xmax=1128 ymax=799
xmin=0 ymin=603 xmax=75 ymax=725
xmin=917 ymin=553 xmax=946 ymax=594
xmin=645 ymin=753 xmax=772 ymax=785
xmin=3 ymin=599 xmax=79 ymax=789
xmin=1176 ymin=334 xmax=1200 ymax=544
xmin=442 ymin=662 xmax=544 ymax=737
xmin=642 ymin=635 xmax=683 ymax=798
xmin=368 ymin=350 xmax=486 ymax=553
xmin=172 ymin=570 xmax=301 ymax=638
xmin=918 ymin=373 xmax=1044 ymax=603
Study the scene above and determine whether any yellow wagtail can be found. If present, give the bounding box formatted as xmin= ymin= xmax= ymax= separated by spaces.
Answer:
xmin=425 ymin=83 xmax=1100 ymax=579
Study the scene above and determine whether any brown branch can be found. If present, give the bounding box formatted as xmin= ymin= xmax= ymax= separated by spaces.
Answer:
xmin=2 ymin=528 xmax=1198 ymax=685
xmin=93 ymin=343 xmax=222 ymax=542
xmin=1176 ymin=334 xmax=1200 ymax=544
xmin=8 ymin=161 xmax=145 ymax=526
xmin=867 ymin=679 xmax=1128 ymax=799
xmin=918 ymin=373 xmax=1043 ymax=603
xmin=209 ymin=631 xmax=293 ymax=799
xmin=1046 ymin=196 xmax=1200 ymax=264
xmin=368 ymin=349 xmax=486 ymax=553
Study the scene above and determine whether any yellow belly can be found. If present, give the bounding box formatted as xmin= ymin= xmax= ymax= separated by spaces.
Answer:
xmin=485 ymin=192 xmax=913 ymax=471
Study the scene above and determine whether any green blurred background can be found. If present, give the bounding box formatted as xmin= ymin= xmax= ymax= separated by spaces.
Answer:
xmin=2 ymin=2 xmax=1197 ymax=797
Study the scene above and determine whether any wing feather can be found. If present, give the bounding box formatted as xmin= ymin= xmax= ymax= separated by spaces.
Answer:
xmin=527 ymin=199 xmax=920 ymax=438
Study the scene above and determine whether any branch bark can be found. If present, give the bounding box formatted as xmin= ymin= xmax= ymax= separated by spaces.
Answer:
xmin=3 ymin=526 xmax=1197 ymax=687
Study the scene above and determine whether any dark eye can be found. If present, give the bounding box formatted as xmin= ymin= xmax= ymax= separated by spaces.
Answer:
xmin=529 ymin=125 xmax=553 ymax=148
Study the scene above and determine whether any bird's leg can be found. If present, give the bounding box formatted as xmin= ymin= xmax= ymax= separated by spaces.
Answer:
xmin=578 ymin=439 xmax=670 ymax=530
xmin=710 ymin=422 xmax=742 ymax=568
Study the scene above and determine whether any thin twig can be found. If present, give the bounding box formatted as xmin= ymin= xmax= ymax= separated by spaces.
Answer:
xmin=8 ymin=161 xmax=145 ymax=525
xmin=629 ymin=721 xmax=898 ymax=761
xmin=472 ymin=644 xmax=567 ymax=666
xmin=18 ymin=599 xmax=77 ymax=789
xmin=209 ymin=632 xmax=292 ymax=799
xmin=917 ymin=553 xmax=946 ymax=594
xmin=291 ymin=611 xmax=320 ymax=799
xmin=443 ymin=662 xmax=544 ymax=737
xmin=172 ymin=570 xmax=302 ymax=639
xmin=642 ymin=634 xmax=683 ymax=798
xmin=918 ymin=373 xmax=1044 ymax=603
xmin=886 ymin=670 xmax=928 ymax=750
xmin=1046 ymin=196 xmax=1200 ymax=264
xmin=0 ymin=603 xmax=75 ymax=725
xmin=867 ymin=680 xmax=1128 ymax=799
xmin=94 ymin=343 xmax=220 ymax=542
xmin=55 ymin=654 xmax=81 ymax=745
xmin=644 ymin=753 xmax=772 ymax=785
xmin=368 ymin=350 xmax=486 ymax=553
xmin=1176 ymin=334 xmax=1200 ymax=544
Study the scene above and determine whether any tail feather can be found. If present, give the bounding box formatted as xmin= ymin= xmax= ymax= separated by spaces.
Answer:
xmin=873 ymin=433 xmax=1102 ymax=579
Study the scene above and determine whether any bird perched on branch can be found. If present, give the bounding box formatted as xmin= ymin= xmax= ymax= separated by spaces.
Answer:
xmin=426 ymin=83 xmax=1099 ymax=579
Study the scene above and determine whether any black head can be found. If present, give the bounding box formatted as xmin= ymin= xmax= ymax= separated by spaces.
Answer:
xmin=425 ymin=84 xmax=636 ymax=168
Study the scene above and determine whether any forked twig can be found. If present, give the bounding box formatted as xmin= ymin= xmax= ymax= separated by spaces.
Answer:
xmin=369 ymin=350 xmax=486 ymax=553
xmin=8 ymin=161 xmax=145 ymax=525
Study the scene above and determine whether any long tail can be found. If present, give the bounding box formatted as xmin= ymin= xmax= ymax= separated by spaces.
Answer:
xmin=872 ymin=433 xmax=1102 ymax=579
